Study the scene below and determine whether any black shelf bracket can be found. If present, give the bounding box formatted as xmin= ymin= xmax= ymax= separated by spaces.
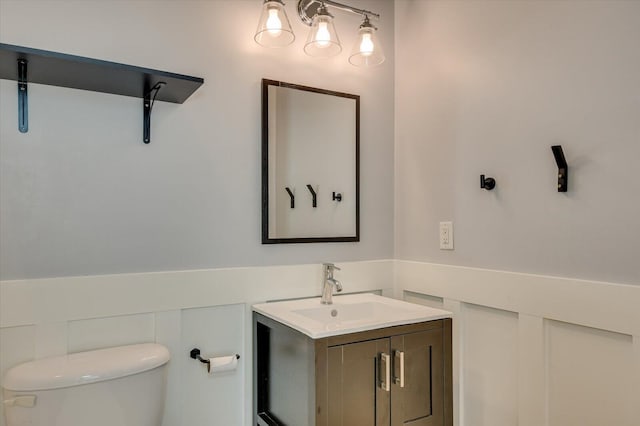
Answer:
xmin=306 ymin=184 xmax=317 ymax=208
xmin=143 ymin=82 xmax=166 ymax=144
xmin=551 ymin=145 xmax=568 ymax=192
xmin=17 ymin=59 xmax=28 ymax=133
xmin=285 ymin=187 xmax=295 ymax=208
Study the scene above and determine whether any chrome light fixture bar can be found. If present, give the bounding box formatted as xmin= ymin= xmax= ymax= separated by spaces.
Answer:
xmin=297 ymin=0 xmax=379 ymax=25
xmin=254 ymin=0 xmax=385 ymax=67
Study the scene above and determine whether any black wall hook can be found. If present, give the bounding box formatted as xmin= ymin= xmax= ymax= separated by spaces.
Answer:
xmin=480 ymin=175 xmax=496 ymax=190
xmin=285 ymin=187 xmax=295 ymax=208
xmin=551 ymin=145 xmax=568 ymax=192
xmin=306 ymin=184 xmax=317 ymax=208
xmin=332 ymin=192 xmax=342 ymax=202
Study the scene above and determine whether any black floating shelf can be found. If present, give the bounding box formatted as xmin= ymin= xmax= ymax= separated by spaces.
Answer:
xmin=0 ymin=43 xmax=204 ymax=143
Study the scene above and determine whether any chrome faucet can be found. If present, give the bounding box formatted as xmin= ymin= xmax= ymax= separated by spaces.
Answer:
xmin=321 ymin=263 xmax=342 ymax=304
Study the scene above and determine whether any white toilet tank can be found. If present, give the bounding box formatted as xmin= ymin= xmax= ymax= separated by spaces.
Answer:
xmin=2 ymin=343 xmax=170 ymax=426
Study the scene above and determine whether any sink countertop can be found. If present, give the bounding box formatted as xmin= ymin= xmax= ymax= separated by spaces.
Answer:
xmin=252 ymin=293 xmax=452 ymax=339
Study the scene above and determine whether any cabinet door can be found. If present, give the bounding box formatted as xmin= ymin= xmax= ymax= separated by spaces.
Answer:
xmin=326 ymin=338 xmax=391 ymax=426
xmin=390 ymin=328 xmax=444 ymax=426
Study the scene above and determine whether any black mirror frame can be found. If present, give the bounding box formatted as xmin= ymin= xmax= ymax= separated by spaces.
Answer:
xmin=261 ymin=79 xmax=360 ymax=244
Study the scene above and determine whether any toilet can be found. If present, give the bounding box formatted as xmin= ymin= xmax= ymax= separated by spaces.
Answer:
xmin=2 ymin=343 xmax=170 ymax=426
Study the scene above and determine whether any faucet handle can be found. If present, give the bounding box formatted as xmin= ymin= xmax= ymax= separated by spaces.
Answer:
xmin=323 ymin=263 xmax=340 ymax=271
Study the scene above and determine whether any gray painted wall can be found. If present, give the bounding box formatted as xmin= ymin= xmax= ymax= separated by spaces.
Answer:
xmin=395 ymin=0 xmax=640 ymax=285
xmin=3 ymin=0 xmax=637 ymax=286
xmin=0 ymin=0 xmax=395 ymax=279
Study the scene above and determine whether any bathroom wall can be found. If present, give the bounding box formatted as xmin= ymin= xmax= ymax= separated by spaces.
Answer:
xmin=0 ymin=0 xmax=395 ymax=280
xmin=395 ymin=0 xmax=640 ymax=285
xmin=396 ymin=261 xmax=640 ymax=426
xmin=394 ymin=1 xmax=640 ymax=425
xmin=0 ymin=1 xmax=394 ymax=425
xmin=3 ymin=1 xmax=640 ymax=426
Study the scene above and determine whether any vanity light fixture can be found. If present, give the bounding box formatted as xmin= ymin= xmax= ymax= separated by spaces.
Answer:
xmin=254 ymin=0 xmax=385 ymax=67
xmin=348 ymin=15 xmax=384 ymax=67
xmin=254 ymin=0 xmax=295 ymax=48
xmin=303 ymin=3 xmax=341 ymax=57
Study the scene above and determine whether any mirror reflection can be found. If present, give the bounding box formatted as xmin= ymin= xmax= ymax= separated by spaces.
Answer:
xmin=262 ymin=79 xmax=359 ymax=243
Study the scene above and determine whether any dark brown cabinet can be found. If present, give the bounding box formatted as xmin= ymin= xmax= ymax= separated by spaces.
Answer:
xmin=254 ymin=314 xmax=452 ymax=426
xmin=325 ymin=338 xmax=390 ymax=425
xmin=390 ymin=330 xmax=447 ymax=426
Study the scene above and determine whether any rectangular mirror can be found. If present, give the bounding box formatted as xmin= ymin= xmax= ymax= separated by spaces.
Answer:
xmin=262 ymin=79 xmax=360 ymax=244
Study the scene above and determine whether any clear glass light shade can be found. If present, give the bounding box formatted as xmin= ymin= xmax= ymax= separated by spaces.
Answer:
xmin=304 ymin=14 xmax=342 ymax=58
xmin=349 ymin=25 xmax=385 ymax=67
xmin=254 ymin=1 xmax=295 ymax=48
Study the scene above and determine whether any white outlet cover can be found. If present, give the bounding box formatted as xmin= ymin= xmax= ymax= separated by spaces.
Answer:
xmin=439 ymin=222 xmax=454 ymax=250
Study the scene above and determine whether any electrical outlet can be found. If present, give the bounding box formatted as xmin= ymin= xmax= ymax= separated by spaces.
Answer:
xmin=439 ymin=222 xmax=454 ymax=250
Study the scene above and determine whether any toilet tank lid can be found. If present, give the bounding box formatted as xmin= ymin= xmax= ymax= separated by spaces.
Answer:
xmin=2 ymin=343 xmax=170 ymax=391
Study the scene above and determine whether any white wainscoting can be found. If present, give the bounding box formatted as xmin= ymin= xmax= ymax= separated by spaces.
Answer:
xmin=0 ymin=260 xmax=393 ymax=426
xmin=397 ymin=260 xmax=640 ymax=426
xmin=2 ymin=259 xmax=638 ymax=426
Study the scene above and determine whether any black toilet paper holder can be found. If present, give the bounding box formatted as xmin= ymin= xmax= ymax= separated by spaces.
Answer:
xmin=190 ymin=348 xmax=240 ymax=373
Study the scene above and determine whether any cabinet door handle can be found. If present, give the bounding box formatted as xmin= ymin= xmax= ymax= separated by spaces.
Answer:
xmin=380 ymin=353 xmax=391 ymax=392
xmin=393 ymin=350 xmax=405 ymax=388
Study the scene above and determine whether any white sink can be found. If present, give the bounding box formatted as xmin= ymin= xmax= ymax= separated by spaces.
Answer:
xmin=293 ymin=301 xmax=409 ymax=323
xmin=252 ymin=293 xmax=452 ymax=338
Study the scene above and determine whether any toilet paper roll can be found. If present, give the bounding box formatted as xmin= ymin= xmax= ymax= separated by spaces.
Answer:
xmin=208 ymin=355 xmax=239 ymax=374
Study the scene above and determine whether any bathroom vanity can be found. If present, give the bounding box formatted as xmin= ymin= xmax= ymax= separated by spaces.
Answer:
xmin=253 ymin=294 xmax=453 ymax=426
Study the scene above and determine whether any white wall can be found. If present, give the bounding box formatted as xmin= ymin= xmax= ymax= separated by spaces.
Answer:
xmin=0 ymin=0 xmax=394 ymax=280
xmin=394 ymin=1 xmax=640 ymax=425
xmin=397 ymin=261 xmax=640 ymax=426
xmin=0 ymin=260 xmax=395 ymax=426
xmin=395 ymin=0 xmax=640 ymax=285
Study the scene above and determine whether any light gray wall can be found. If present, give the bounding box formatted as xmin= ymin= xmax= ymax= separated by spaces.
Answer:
xmin=395 ymin=0 xmax=640 ymax=285
xmin=0 ymin=0 xmax=395 ymax=280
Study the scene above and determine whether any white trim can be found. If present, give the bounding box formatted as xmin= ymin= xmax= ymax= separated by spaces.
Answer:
xmin=443 ymin=299 xmax=463 ymax=426
xmin=396 ymin=260 xmax=639 ymax=426
xmin=518 ymin=314 xmax=546 ymax=426
xmin=0 ymin=260 xmax=394 ymax=328
xmin=2 ymin=259 xmax=638 ymax=426
xmin=396 ymin=260 xmax=640 ymax=336
xmin=634 ymin=335 xmax=640 ymax=423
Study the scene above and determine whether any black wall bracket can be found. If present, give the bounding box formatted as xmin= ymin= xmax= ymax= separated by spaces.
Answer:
xmin=190 ymin=348 xmax=211 ymax=369
xmin=306 ymin=184 xmax=317 ymax=208
xmin=17 ymin=59 xmax=28 ymax=133
xmin=285 ymin=187 xmax=295 ymax=208
xmin=143 ymin=82 xmax=166 ymax=144
xmin=551 ymin=145 xmax=568 ymax=192
xmin=480 ymin=175 xmax=496 ymax=190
